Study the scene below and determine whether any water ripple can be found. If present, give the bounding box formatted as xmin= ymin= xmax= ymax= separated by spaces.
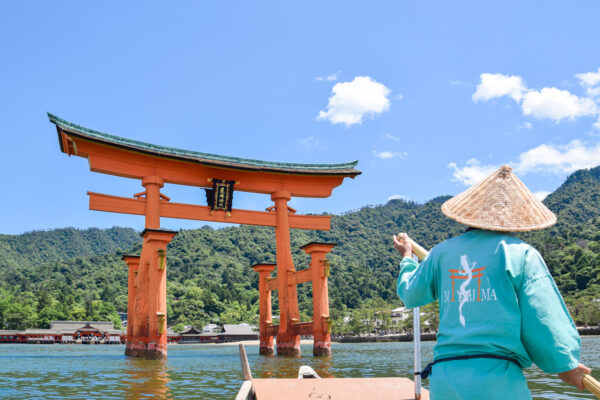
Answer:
xmin=0 ymin=338 xmax=597 ymax=399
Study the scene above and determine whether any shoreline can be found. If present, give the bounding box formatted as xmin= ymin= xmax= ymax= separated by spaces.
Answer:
xmin=173 ymin=333 xmax=600 ymax=346
xmin=2 ymin=335 xmax=599 ymax=346
xmin=332 ymin=327 xmax=600 ymax=343
xmin=171 ymin=339 xmax=314 ymax=346
xmin=334 ymin=333 xmax=437 ymax=343
xmin=4 ymin=327 xmax=598 ymax=347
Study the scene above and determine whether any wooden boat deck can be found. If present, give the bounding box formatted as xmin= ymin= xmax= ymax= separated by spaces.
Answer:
xmin=251 ymin=377 xmax=429 ymax=400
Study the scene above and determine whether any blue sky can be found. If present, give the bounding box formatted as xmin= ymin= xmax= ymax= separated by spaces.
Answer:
xmin=2 ymin=1 xmax=600 ymax=234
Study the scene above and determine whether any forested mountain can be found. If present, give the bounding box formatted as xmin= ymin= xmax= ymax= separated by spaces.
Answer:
xmin=522 ymin=166 xmax=600 ymax=301
xmin=1 ymin=167 xmax=600 ymax=331
xmin=0 ymin=227 xmax=140 ymax=269
xmin=544 ymin=167 xmax=600 ymax=228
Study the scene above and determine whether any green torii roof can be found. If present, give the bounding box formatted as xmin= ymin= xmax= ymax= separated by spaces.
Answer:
xmin=48 ymin=113 xmax=361 ymax=176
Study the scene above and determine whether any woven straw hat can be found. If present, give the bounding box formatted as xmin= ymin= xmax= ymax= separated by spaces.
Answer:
xmin=441 ymin=165 xmax=556 ymax=232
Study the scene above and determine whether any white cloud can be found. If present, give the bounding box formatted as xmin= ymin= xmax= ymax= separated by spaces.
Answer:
xmin=533 ymin=191 xmax=551 ymax=201
xmin=395 ymin=94 xmax=404 ymax=101
xmin=298 ymin=136 xmax=322 ymax=149
xmin=388 ymin=194 xmax=411 ymax=201
xmin=472 ymin=73 xmax=526 ymax=102
xmin=382 ymin=133 xmax=400 ymax=142
xmin=449 ymin=140 xmax=600 ymax=187
xmin=473 ymin=69 xmax=600 ymax=128
xmin=317 ymin=76 xmax=391 ymax=126
xmin=450 ymin=80 xmax=472 ymax=87
xmin=372 ymin=150 xmax=407 ymax=159
xmin=577 ymin=68 xmax=600 ymax=99
xmin=521 ymin=87 xmax=597 ymax=121
xmin=517 ymin=121 xmax=533 ymax=130
xmin=576 ymin=68 xmax=600 ymax=87
xmin=587 ymin=87 xmax=600 ymax=99
xmin=515 ymin=140 xmax=600 ymax=174
xmin=316 ymin=70 xmax=342 ymax=82
xmin=448 ymin=158 xmax=497 ymax=186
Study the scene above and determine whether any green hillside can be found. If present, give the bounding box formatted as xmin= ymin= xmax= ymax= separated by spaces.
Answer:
xmin=0 ymin=227 xmax=140 ymax=269
xmin=1 ymin=167 xmax=600 ymax=331
xmin=544 ymin=167 xmax=600 ymax=228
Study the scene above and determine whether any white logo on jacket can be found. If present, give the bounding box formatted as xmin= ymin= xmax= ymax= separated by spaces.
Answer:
xmin=458 ymin=255 xmax=474 ymax=327
xmin=441 ymin=255 xmax=498 ymax=327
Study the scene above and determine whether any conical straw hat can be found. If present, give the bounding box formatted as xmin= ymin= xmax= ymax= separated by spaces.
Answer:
xmin=441 ymin=165 xmax=556 ymax=232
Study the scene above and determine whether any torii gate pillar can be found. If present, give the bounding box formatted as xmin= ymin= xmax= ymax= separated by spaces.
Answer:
xmin=252 ymin=263 xmax=276 ymax=355
xmin=122 ymin=254 xmax=140 ymax=356
xmin=302 ymin=242 xmax=336 ymax=356
xmin=272 ymin=191 xmax=302 ymax=356
xmin=128 ymin=228 xmax=177 ymax=359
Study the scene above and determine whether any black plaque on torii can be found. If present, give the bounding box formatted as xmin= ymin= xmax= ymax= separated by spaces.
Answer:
xmin=205 ymin=179 xmax=236 ymax=215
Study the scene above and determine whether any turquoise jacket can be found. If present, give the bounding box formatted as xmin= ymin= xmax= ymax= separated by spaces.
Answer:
xmin=397 ymin=229 xmax=580 ymax=374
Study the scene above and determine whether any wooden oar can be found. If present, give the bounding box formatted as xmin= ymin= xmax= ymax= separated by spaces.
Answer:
xmin=404 ymin=235 xmax=600 ymax=399
xmin=584 ymin=374 xmax=600 ymax=398
xmin=407 ymin=237 xmax=428 ymax=261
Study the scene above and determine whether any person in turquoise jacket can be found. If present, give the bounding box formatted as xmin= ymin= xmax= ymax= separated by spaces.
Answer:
xmin=393 ymin=165 xmax=591 ymax=399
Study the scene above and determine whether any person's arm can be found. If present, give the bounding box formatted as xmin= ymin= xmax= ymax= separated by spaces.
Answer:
xmin=393 ymin=233 xmax=437 ymax=308
xmin=518 ymin=248 xmax=591 ymax=390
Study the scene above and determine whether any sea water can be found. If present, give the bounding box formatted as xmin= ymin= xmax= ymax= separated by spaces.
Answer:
xmin=0 ymin=337 xmax=598 ymax=399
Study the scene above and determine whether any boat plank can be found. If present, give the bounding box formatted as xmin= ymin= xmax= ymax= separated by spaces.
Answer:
xmin=251 ymin=377 xmax=429 ymax=400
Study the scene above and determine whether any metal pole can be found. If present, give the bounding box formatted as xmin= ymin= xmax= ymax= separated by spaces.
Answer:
xmin=398 ymin=236 xmax=429 ymax=400
xmin=413 ymin=306 xmax=422 ymax=400
xmin=407 ymin=241 xmax=427 ymax=400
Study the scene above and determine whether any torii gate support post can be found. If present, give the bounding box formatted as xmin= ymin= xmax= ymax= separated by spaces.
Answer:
xmin=127 ymin=175 xmax=178 ymax=359
xmin=142 ymin=176 xmax=163 ymax=229
xmin=123 ymin=255 xmax=140 ymax=356
xmin=252 ymin=263 xmax=276 ymax=355
xmin=130 ymin=238 xmax=149 ymax=357
xmin=302 ymin=242 xmax=336 ymax=356
xmin=272 ymin=190 xmax=301 ymax=356
xmin=129 ymin=228 xmax=177 ymax=358
xmin=145 ymin=229 xmax=177 ymax=359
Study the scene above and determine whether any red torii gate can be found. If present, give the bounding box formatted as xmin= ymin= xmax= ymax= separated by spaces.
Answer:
xmin=49 ymin=113 xmax=360 ymax=359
